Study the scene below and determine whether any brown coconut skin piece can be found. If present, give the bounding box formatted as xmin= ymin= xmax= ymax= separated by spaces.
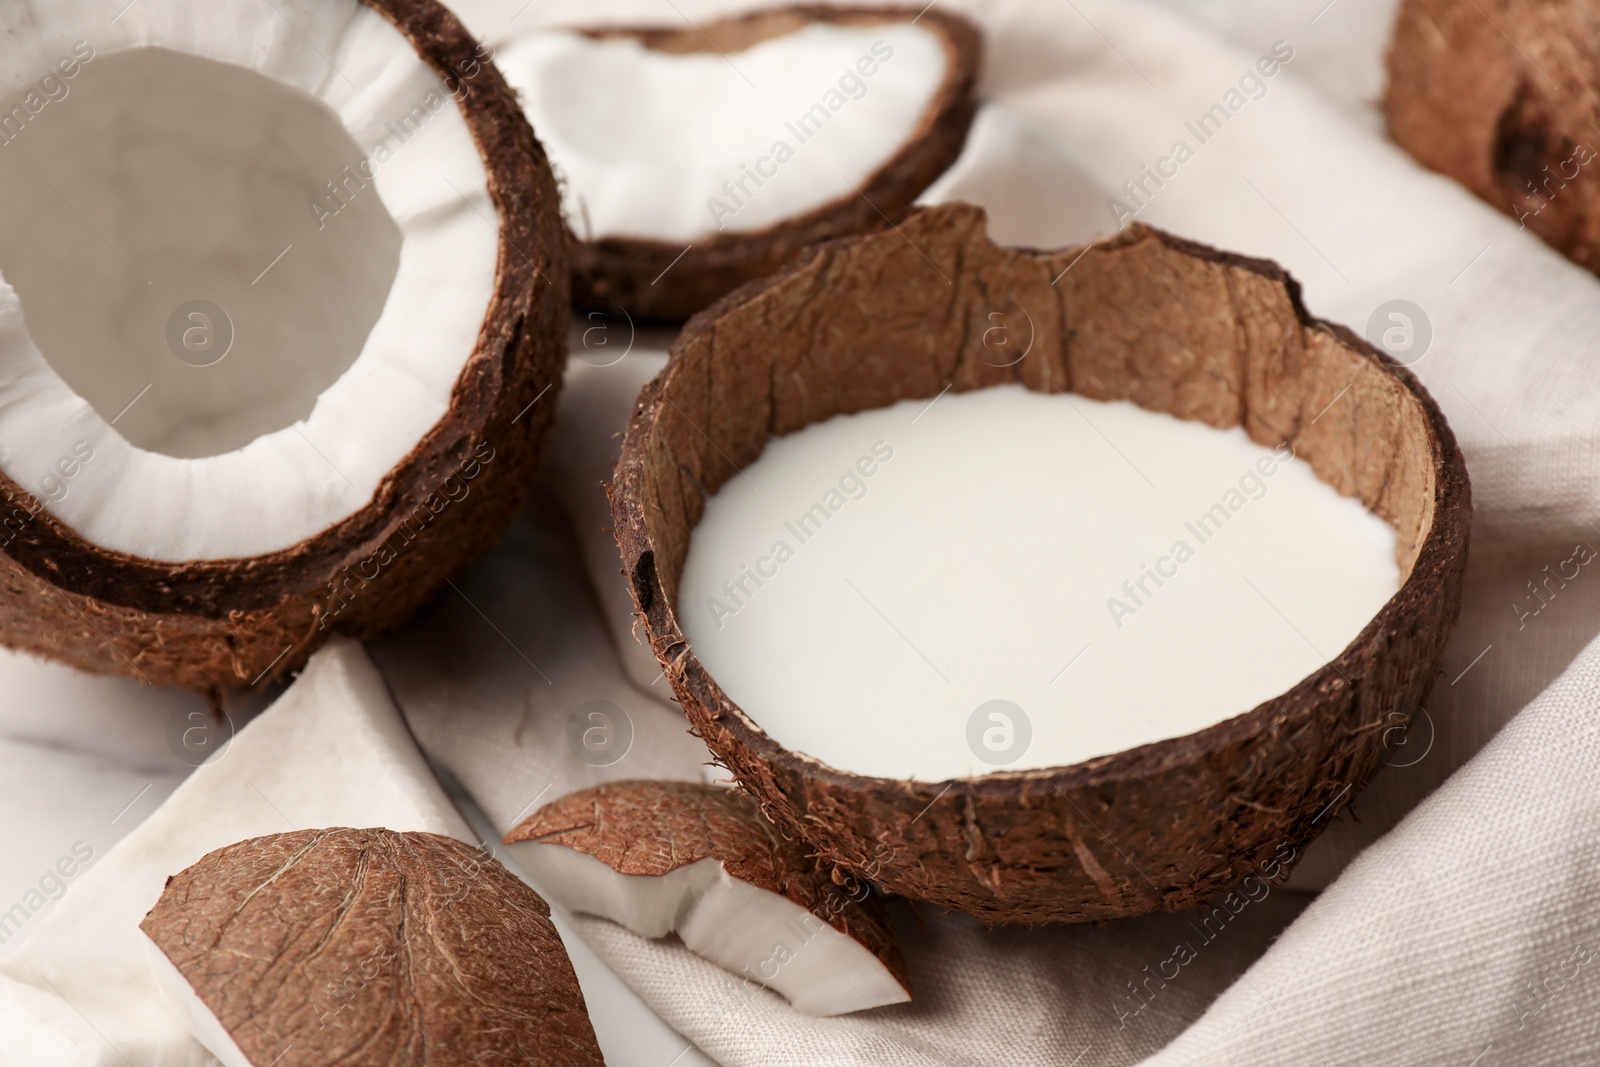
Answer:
xmin=608 ymin=203 xmax=1472 ymax=925
xmin=565 ymin=5 xmax=981 ymax=323
xmin=1384 ymin=0 xmax=1600 ymax=270
xmin=141 ymin=828 xmax=602 ymax=1067
xmin=0 ymin=0 xmax=568 ymax=694
xmin=505 ymin=779 xmax=910 ymax=995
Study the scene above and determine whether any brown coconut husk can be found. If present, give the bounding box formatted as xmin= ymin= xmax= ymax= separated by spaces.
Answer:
xmin=506 ymin=779 xmax=910 ymax=993
xmin=608 ymin=202 xmax=1472 ymax=924
xmin=140 ymin=828 xmax=603 ymax=1066
xmin=567 ymin=5 xmax=981 ymax=322
xmin=0 ymin=0 xmax=568 ymax=694
xmin=1384 ymin=0 xmax=1600 ymax=270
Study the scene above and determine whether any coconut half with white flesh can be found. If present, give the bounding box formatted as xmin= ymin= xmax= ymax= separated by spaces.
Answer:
xmin=495 ymin=5 xmax=980 ymax=321
xmin=0 ymin=0 xmax=566 ymax=692
xmin=141 ymin=828 xmax=603 ymax=1067
xmin=505 ymin=780 xmax=911 ymax=1016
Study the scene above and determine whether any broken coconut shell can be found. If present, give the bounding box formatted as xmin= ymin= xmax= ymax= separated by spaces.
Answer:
xmin=564 ymin=5 xmax=980 ymax=322
xmin=0 ymin=0 xmax=567 ymax=693
xmin=506 ymin=780 xmax=910 ymax=1013
xmin=140 ymin=827 xmax=602 ymax=1067
xmin=609 ymin=202 xmax=1471 ymax=924
xmin=1384 ymin=0 xmax=1600 ymax=270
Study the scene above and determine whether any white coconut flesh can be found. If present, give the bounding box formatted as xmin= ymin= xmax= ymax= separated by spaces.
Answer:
xmin=679 ymin=386 xmax=1402 ymax=782
xmin=495 ymin=22 xmax=947 ymax=243
xmin=145 ymin=948 xmax=254 ymax=1067
xmin=507 ymin=840 xmax=909 ymax=1016
xmin=0 ymin=638 xmax=472 ymax=1064
xmin=0 ymin=0 xmax=496 ymax=562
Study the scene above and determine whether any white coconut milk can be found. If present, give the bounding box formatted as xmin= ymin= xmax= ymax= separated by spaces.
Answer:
xmin=679 ymin=385 xmax=1400 ymax=781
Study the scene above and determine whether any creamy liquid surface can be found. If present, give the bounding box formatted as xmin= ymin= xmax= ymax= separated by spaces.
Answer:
xmin=679 ymin=386 xmax=1400 ymax=780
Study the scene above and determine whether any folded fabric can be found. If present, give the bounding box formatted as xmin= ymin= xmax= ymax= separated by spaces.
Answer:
xmin=0 ymin=648 xmax=219 ymax=965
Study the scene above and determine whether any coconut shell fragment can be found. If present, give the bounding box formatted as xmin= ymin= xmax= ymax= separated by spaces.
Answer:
xmin=563 ymin=5 xmax=981 ymax=321
xmin=1385 ymin=0 xmax=1600 ymax=270
xmin=609 ymin=202 xmax=1472 ymax=924
xmin=507 ymin=780 xmax=910 ymax=1014
xmin=140 ymin=828 xmax=602 ymax=1067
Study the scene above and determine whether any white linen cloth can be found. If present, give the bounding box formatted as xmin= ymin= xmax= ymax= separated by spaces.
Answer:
xmin=4 ymin=0 xmax=1600 ymax=1063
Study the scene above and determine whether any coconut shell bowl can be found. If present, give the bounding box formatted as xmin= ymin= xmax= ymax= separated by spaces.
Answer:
xmin=610 ymin=202 xmax=1470 ymax=924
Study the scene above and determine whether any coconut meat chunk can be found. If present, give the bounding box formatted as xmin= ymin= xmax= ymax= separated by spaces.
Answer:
xmin=146 ymin=949 xmax=255 ymax=1067
xmin=497 ymin=22 xmax=948 ymax=242
xmin=505 ymin=781 xmax=912 ymax=1016
xmin=509 ymin=843 xmax=910 ymax=1016
xmin=0 ymin=0 xmax=496 ymax=562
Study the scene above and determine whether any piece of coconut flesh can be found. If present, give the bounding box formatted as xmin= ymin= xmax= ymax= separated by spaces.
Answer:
xmin=511 ymin=849 xmax=908 ymax=1016
xmin=506 ymin=784 xmax=911 ymax=1017
xmin=0 ymin=638 xmax=472 ymax=1065
xmin=0 ymin=0 xmax=494 ymax=561
xmin=147 ymin=950 xmax=255 ymax=1067
xmin=495 ymin=22 xmax=947 ymax=242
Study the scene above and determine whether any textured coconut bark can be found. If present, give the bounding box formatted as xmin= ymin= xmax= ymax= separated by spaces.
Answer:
xmin=0 ymin=0 xmax=569 ymax=694
xmin=610 ymin=203 xmax=1472 ymax=925
xmin=507 ymin=779 xmax=910 ymax=994
xmin=568 ymin=5 xmax=981 ymax=323
xmin=1384 ymin=0 xmax=1600 ymax=270
xmin=141 ymin=828 xmax=603 ymax=1066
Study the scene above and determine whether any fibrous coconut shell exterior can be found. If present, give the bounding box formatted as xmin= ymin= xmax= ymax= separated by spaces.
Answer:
xmin=1385 ymin=0 xmax=1600 ymax=271
xmin=141 ymin=828 xmax=602 ymax=1067
xmin=568 ymin=4 xmax=980 ymax=322
xmin=506 ymin=779 xmax=909 ymax=993
xmin=609 ymin=202 xmax=1472 ymax=924
xmin=0 ymin=0 xmax=568 ymax=694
